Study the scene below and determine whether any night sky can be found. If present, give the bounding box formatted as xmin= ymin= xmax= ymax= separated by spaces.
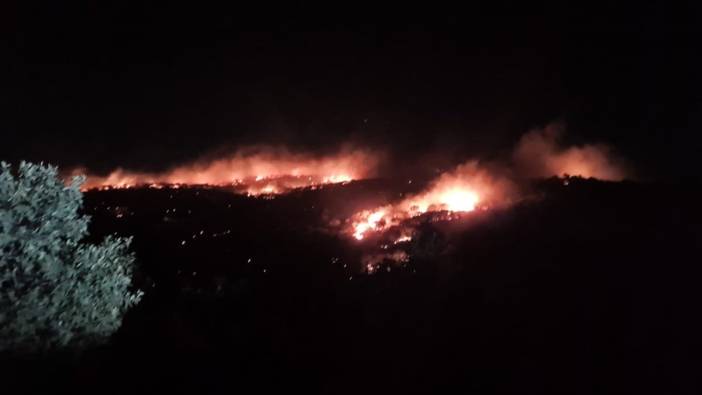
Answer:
xmin=3 ymin=2 xmax=701 ymax=180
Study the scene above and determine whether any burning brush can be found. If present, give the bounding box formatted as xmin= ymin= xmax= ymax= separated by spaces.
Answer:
xmin=348 ymin=160 xmax=515 ymax=241
xmin=73 ymin=147 xmax=379 ymax=195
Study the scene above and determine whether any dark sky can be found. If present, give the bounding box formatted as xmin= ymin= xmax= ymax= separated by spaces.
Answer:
xmin=2 ymin=2 xmax=701 ymax=180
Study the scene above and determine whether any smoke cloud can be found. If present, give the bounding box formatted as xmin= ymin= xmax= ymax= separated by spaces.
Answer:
xmin=512 ymin=124 xmax=627 ymax=181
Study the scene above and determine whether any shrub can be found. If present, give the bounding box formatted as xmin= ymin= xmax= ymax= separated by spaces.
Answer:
xmin=0 ymin=161 xmax=142 ymax=353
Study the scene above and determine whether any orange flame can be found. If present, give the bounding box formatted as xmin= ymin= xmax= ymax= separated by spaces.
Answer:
xmin=75 ymin=147 xmax=379 ymax=195
xmin=349 ymin=161 xmax=514 ymax=240
xmin=346 ymin=126 xmax=627 ymax=241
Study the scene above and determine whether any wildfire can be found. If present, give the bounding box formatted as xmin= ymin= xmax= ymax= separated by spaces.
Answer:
xmin=352 ymin=208 xmax=389 ymax=240
xmin=349 ymin=161 xmax=513 ymax=240
xmin=75 ymin=147 xmax=379 ymax=195
xmin=344 ymin=125 xmax=628 ymax=241
xmin=425 ymin=188 xmax=479 ymax=213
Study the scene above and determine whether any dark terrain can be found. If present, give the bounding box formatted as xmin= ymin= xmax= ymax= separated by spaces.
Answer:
xmin=5 ymin=178 xmax=702 ymax=394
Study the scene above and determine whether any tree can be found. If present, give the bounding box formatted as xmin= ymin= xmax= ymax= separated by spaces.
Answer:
xmin=0 ymin=161 xmax=142 ymax=353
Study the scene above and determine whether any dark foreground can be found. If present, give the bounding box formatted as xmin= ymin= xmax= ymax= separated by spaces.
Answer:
xmin=4 ymin=178 xmax=702 ymax=394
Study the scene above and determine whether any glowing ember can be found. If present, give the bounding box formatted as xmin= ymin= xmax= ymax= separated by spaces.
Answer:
xmin=361 ymin=250 xmax=410 ymax=273
xmin=393 ymin=235 xmax=413 ymax=244
xmin=74 ymin=147 xmax=379 ymax=195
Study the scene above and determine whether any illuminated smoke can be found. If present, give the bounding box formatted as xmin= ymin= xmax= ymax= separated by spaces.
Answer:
xmin=76 ymin=147 xmax=380 ymax=195
xmin=513 ymin=124 xmax=627 ymax=181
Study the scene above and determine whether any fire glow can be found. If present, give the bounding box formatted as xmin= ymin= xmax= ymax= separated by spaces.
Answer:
xmin=75 ymin=147 xmax=378 ymax=195
xmin=347 ymin=125 xmax=627 ymax=241
xmin=349 ymin=161 xmax=514 ymax=240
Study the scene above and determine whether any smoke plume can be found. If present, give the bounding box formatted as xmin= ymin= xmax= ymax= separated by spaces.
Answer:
xmin=512 ymin=124 xmax=627 ymax=181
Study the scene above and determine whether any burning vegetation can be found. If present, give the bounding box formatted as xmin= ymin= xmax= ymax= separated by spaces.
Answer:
xmin=74 ymin=124 xmax=628 ymax=254
xmin=349 ymin=161 xmax=515 ymax=241
xmin=76 ymin=147 xmax=380 ymax=195
xmin=346 ymin=124 xmax=627 ymax=244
